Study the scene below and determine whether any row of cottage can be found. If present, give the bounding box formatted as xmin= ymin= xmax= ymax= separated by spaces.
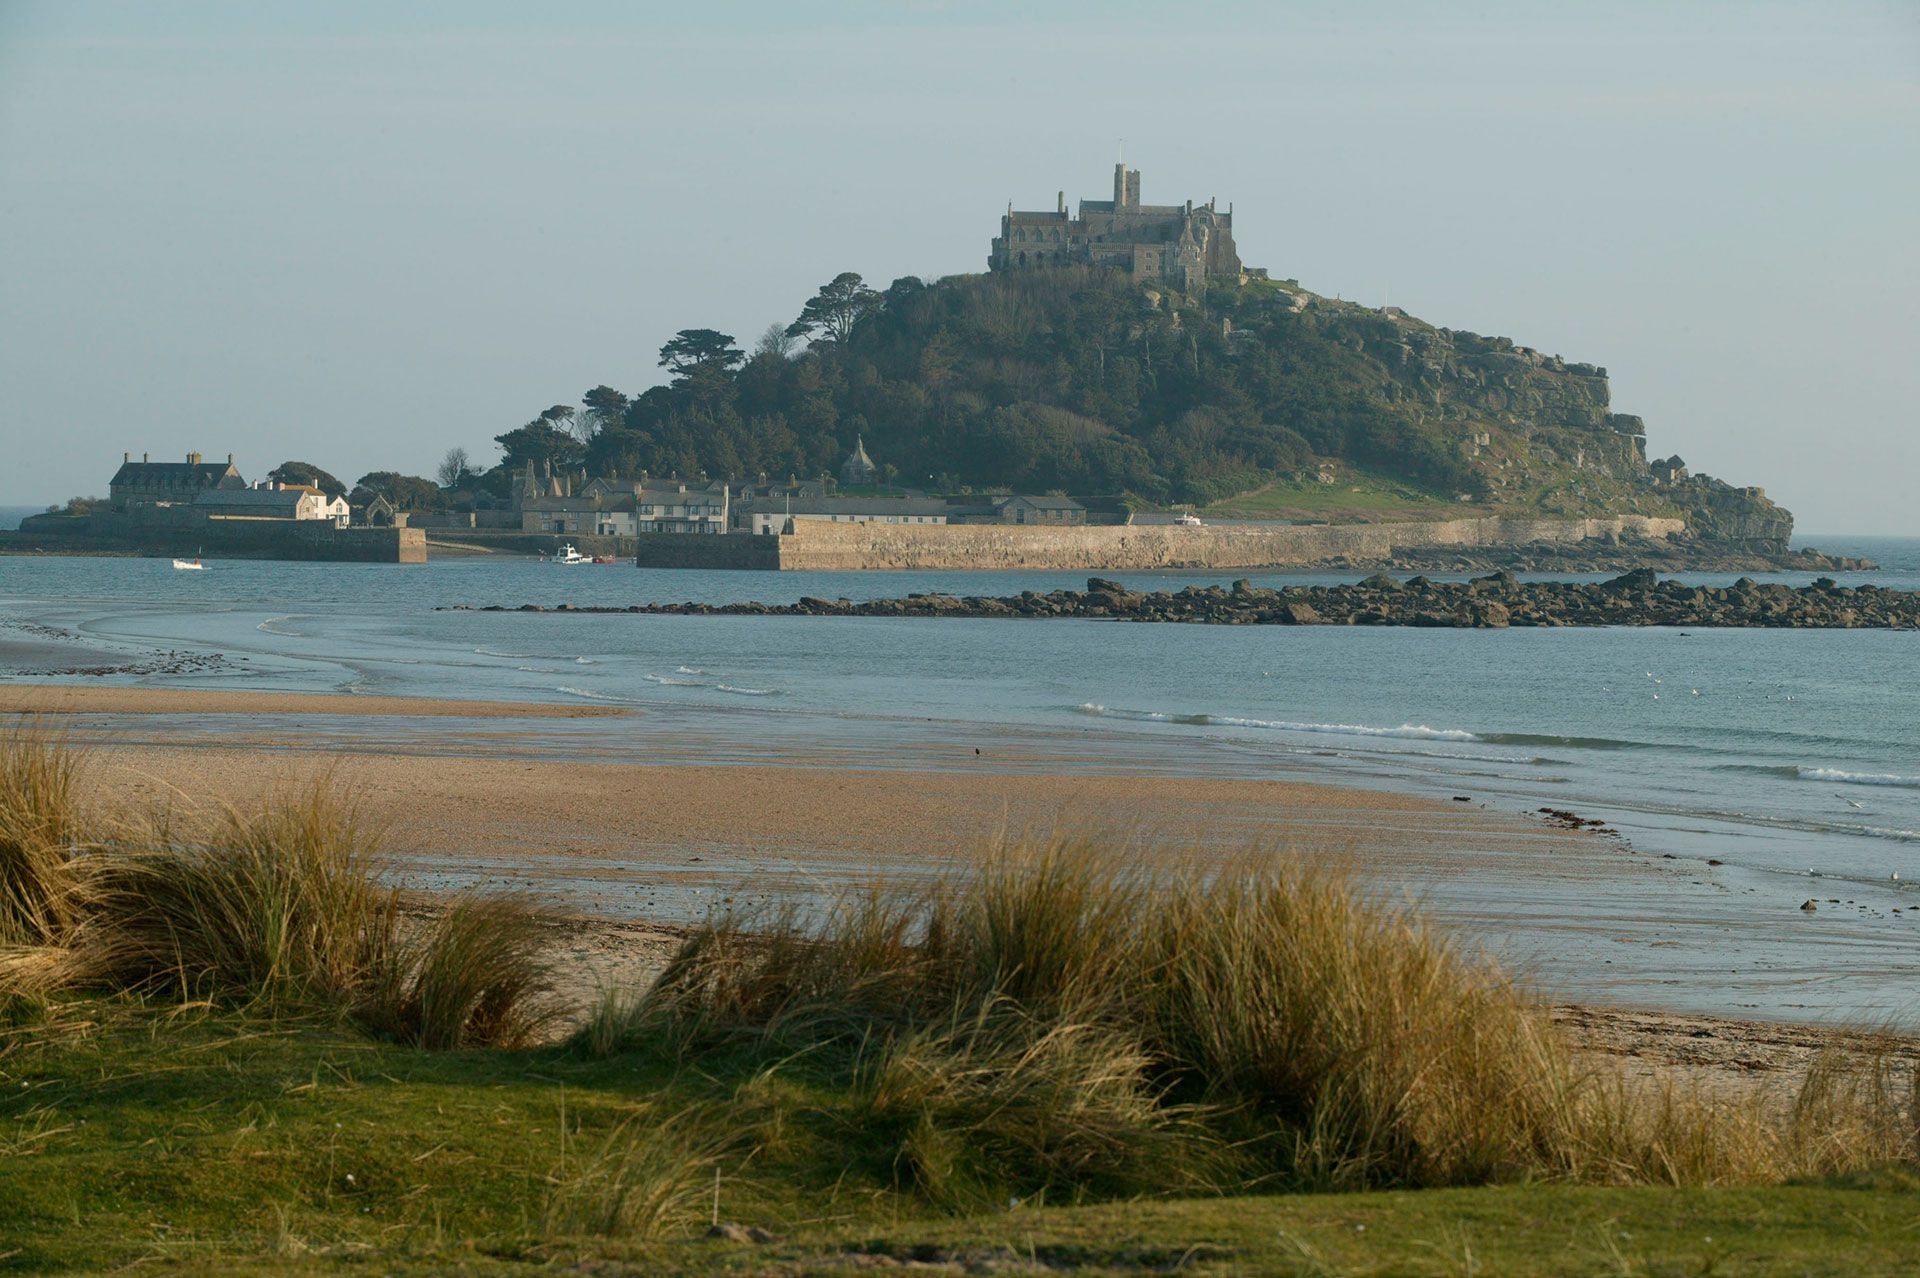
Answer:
xmin=516 ymin=475 xmax=1088 ymax=537
xmin=104 ymin=451 xmax=1089 ymax=537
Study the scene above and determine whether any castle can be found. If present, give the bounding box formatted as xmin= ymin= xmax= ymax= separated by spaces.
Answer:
xmin=989 ymin=164 xmax=1242 ymax=291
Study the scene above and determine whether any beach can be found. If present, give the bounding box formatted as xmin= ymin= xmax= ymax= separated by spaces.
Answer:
xmin=16 ymin=679 xmax=1914 ymax=1088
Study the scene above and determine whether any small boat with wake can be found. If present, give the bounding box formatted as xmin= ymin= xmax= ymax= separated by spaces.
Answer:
xmin=172 ymin=557 xmax=206 ymax=570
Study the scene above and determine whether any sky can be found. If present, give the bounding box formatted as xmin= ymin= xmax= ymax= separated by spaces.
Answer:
xmin=1 ymin=1 xmax=1916 ymax=534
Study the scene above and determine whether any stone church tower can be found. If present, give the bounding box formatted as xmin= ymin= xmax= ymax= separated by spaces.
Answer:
xmin=989 ymin=164 xmax=1241 ymax=291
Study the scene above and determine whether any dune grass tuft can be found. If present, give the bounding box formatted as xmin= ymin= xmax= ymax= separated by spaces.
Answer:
xmin=592 ymin=837 xmax=1919 ymax=1198
xmin=73 ymin=782 xmax=396 ymax=1012
xmin=0 ymin=727 xmax=86 ymax=951
xmin=360 ymin=893 xmax=558 ymax=1050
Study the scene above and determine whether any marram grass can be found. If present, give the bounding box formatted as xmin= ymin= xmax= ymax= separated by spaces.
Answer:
xmin=589 ymin=836 xmax=1920 ymax=1198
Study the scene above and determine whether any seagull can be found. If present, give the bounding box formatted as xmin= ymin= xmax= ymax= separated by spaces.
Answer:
xmin=1691 ymin=689 xmax=1700 ymax=696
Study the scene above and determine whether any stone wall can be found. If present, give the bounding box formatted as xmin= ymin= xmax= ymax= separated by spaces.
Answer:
xmin=633 ymin=532 xmax=782 ymax=570
xmin=9 ymin=510 xmax=424 ymax=562
xmin=771 ymin=515 xmax=1687 ymax=572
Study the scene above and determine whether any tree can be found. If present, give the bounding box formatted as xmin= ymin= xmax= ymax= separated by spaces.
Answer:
xmin=436 ymin=447 xmax=471 ymax=488
xmin=350 ymin=472 xmax=445 ymax=511
xmin=494 ymin=419 xmax=585 ymax=471
xmin=785 ymin=272 xmax=879 ymax=344
xmin=657 ymin=329 xmax=743 ymax=377
xmin=752 ymin=323 xmax=796 ymax=361
xmin=267 ymin=461 xmax=346 ymax=497
xmin=579 ymin=385 xmax=629 ymax=440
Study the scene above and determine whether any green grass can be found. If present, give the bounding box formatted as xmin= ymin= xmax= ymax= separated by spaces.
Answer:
xmin=1202 ymin=475 xmax=1480 ymax=522
xmin=3 ymin=1002 xmax=1917 ymax=1275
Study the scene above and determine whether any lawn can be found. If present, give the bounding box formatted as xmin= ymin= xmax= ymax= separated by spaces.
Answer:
xmin=1201 ymin=477 xmax=1481 ymax=523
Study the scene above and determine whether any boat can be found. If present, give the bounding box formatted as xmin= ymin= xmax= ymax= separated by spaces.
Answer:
xmin=591 ymin=555 xmax=619 ymax=564
xmin=171 ymin=557 xmax=205 ymax=570
xmin=551 ymin=543 xmax=592 ymax=565
xmin=1174 ymin=511 xmax=1205 ymax=528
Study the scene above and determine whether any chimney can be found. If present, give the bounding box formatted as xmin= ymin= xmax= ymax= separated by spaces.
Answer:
xmin=227 ymin=453 xmax=233 ymax=464
xmin=143 ymin=452 xmax=149 ymax=463
xmin=1057 ymin=190 xmax=1065 ymax=215
xmin=124 ymin=451 xmax=130 ymax=464
xmin=187 ymin=451 xmax=202 ymax=465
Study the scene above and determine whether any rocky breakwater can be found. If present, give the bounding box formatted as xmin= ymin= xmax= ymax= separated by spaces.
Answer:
xmin=449 ymin=570 xmax=1920 ymax=629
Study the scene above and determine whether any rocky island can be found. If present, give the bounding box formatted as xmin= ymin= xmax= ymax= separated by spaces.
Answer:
xmin=454 ymin=570 xmax=1920 ymax=629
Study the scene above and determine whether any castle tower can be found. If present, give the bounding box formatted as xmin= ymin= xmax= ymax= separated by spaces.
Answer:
xmin=1113 ymin=164 xmax=1141 ymax=210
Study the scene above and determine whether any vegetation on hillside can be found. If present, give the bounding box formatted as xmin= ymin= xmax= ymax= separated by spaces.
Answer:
xmin=465 ymin=269 xmax=1550 ymax=507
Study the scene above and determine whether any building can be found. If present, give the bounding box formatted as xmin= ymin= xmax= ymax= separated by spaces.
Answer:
xmin=839 ymin=437 xmax=878 ymax=487
xmin=521 ymin=480 xmax=730 ymax=536
xmin=948 ymin=495 xmax=1089 ymax=526
xmin=109 ymin=451 xmax=246 ymax=509
xmin=732 ymin=497 xmax=951 ymax=536
xmin=989 ymin=165 xmax=1241 ymax=292
xmin=193 ymin=482 xmax=351 ymax=526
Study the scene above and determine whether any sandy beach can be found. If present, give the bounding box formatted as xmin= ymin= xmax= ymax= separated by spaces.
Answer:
xmin=13 ymin=681 xmax=1913 ymax=1080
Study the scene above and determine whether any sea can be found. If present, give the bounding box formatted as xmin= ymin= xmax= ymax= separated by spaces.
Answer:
xmin=2 ymin=534 xmax=1916 ymax=1024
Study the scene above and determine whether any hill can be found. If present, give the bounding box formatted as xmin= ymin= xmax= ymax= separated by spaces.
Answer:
xmin=491 ymin=268 xmax=1790 ymax=548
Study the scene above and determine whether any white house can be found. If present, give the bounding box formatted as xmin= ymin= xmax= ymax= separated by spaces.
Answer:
xmin=193 ymin=482 xmax=351 ymax=526
xmin=731 ymin=497 xmax=951 ymax=535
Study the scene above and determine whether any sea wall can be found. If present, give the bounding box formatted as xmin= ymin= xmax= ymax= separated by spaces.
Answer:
xmin=772 ymin=515 xmax=1687 ymax=572
xmin=8 ymin=511 xmax=425 ymax=563
xmin=633 ymin=532 xmax=782 ymax=570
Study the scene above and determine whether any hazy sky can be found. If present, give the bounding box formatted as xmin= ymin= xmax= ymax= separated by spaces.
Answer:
xmin=3 ymin=1 xmax=1915 ymax=533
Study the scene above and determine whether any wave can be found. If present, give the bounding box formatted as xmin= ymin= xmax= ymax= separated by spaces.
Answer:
xmin=1804 ymin=767 xmax=1920 ymax=789
xmin=473 ymin=646 xmax=539 ymax=659
xmin=717 ymin=683 xmax=777 ymax=696
xmin=675 ymin=666 xmax=710 ymax=675
xmin=644 ymin=673 xmax=704 ymax=687
xmin=257 ymin=616 xmax=304 ymax=637
xmin=556 ymin=685 xmax=649 ymax=706
xmin=574 ymin=656 xmax=596 ymax=664
xmin=1070 ymin=704 xmax=1476 ymax=742
xmin=1480 ymin=732 xmax=1655 ymax=751
xmin=1719 ymin=764 xmax=1920 ymax=790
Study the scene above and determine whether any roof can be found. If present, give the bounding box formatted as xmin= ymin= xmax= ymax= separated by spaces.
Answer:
xmin=111 ymin=461 xmax=243 ymax=490
xmin=736 ymin=497 xmax=950 ymax=517
xmin=1000 ymin=494 xmax=1086 ymax=511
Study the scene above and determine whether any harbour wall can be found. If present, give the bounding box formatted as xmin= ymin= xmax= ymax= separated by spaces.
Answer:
xmin=6 ymin=511 xmax=425 ymax=563
xmin=770 ymin=515 xmax=1688 ymax=572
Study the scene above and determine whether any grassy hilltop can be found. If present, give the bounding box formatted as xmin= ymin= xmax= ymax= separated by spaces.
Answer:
xmin=482 ymin=267 xmax=1788 ymax=540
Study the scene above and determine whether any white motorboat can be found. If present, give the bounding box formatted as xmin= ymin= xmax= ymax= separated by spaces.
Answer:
xmin=1175 ymin=512 xmax=1204 ymax=527
xmin=172 ymin=557 xmax=206 ymax=570
xmin=551 ymin=543 xmax=592 ymax=565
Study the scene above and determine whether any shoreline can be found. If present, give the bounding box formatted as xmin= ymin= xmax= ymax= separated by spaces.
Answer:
xmin=0 ymin=683 xmax=631 ymax=719
xmin=15 ymin=675 xmax=1920 ymax=1036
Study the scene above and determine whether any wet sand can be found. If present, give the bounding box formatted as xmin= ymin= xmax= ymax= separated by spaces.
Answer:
xmin=19 ymin=682 xmax=1911 ymax=1070
xmin=0 ymin=684 xmax=630 ymax=719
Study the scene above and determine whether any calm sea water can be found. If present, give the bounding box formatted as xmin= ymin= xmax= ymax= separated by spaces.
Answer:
xmin=2 ymin=537 xmax=1916 ymax=1021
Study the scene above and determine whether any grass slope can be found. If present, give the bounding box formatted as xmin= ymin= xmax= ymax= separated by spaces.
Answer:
xmin=4 ymin=1004 xmax=1916 ymax=1276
